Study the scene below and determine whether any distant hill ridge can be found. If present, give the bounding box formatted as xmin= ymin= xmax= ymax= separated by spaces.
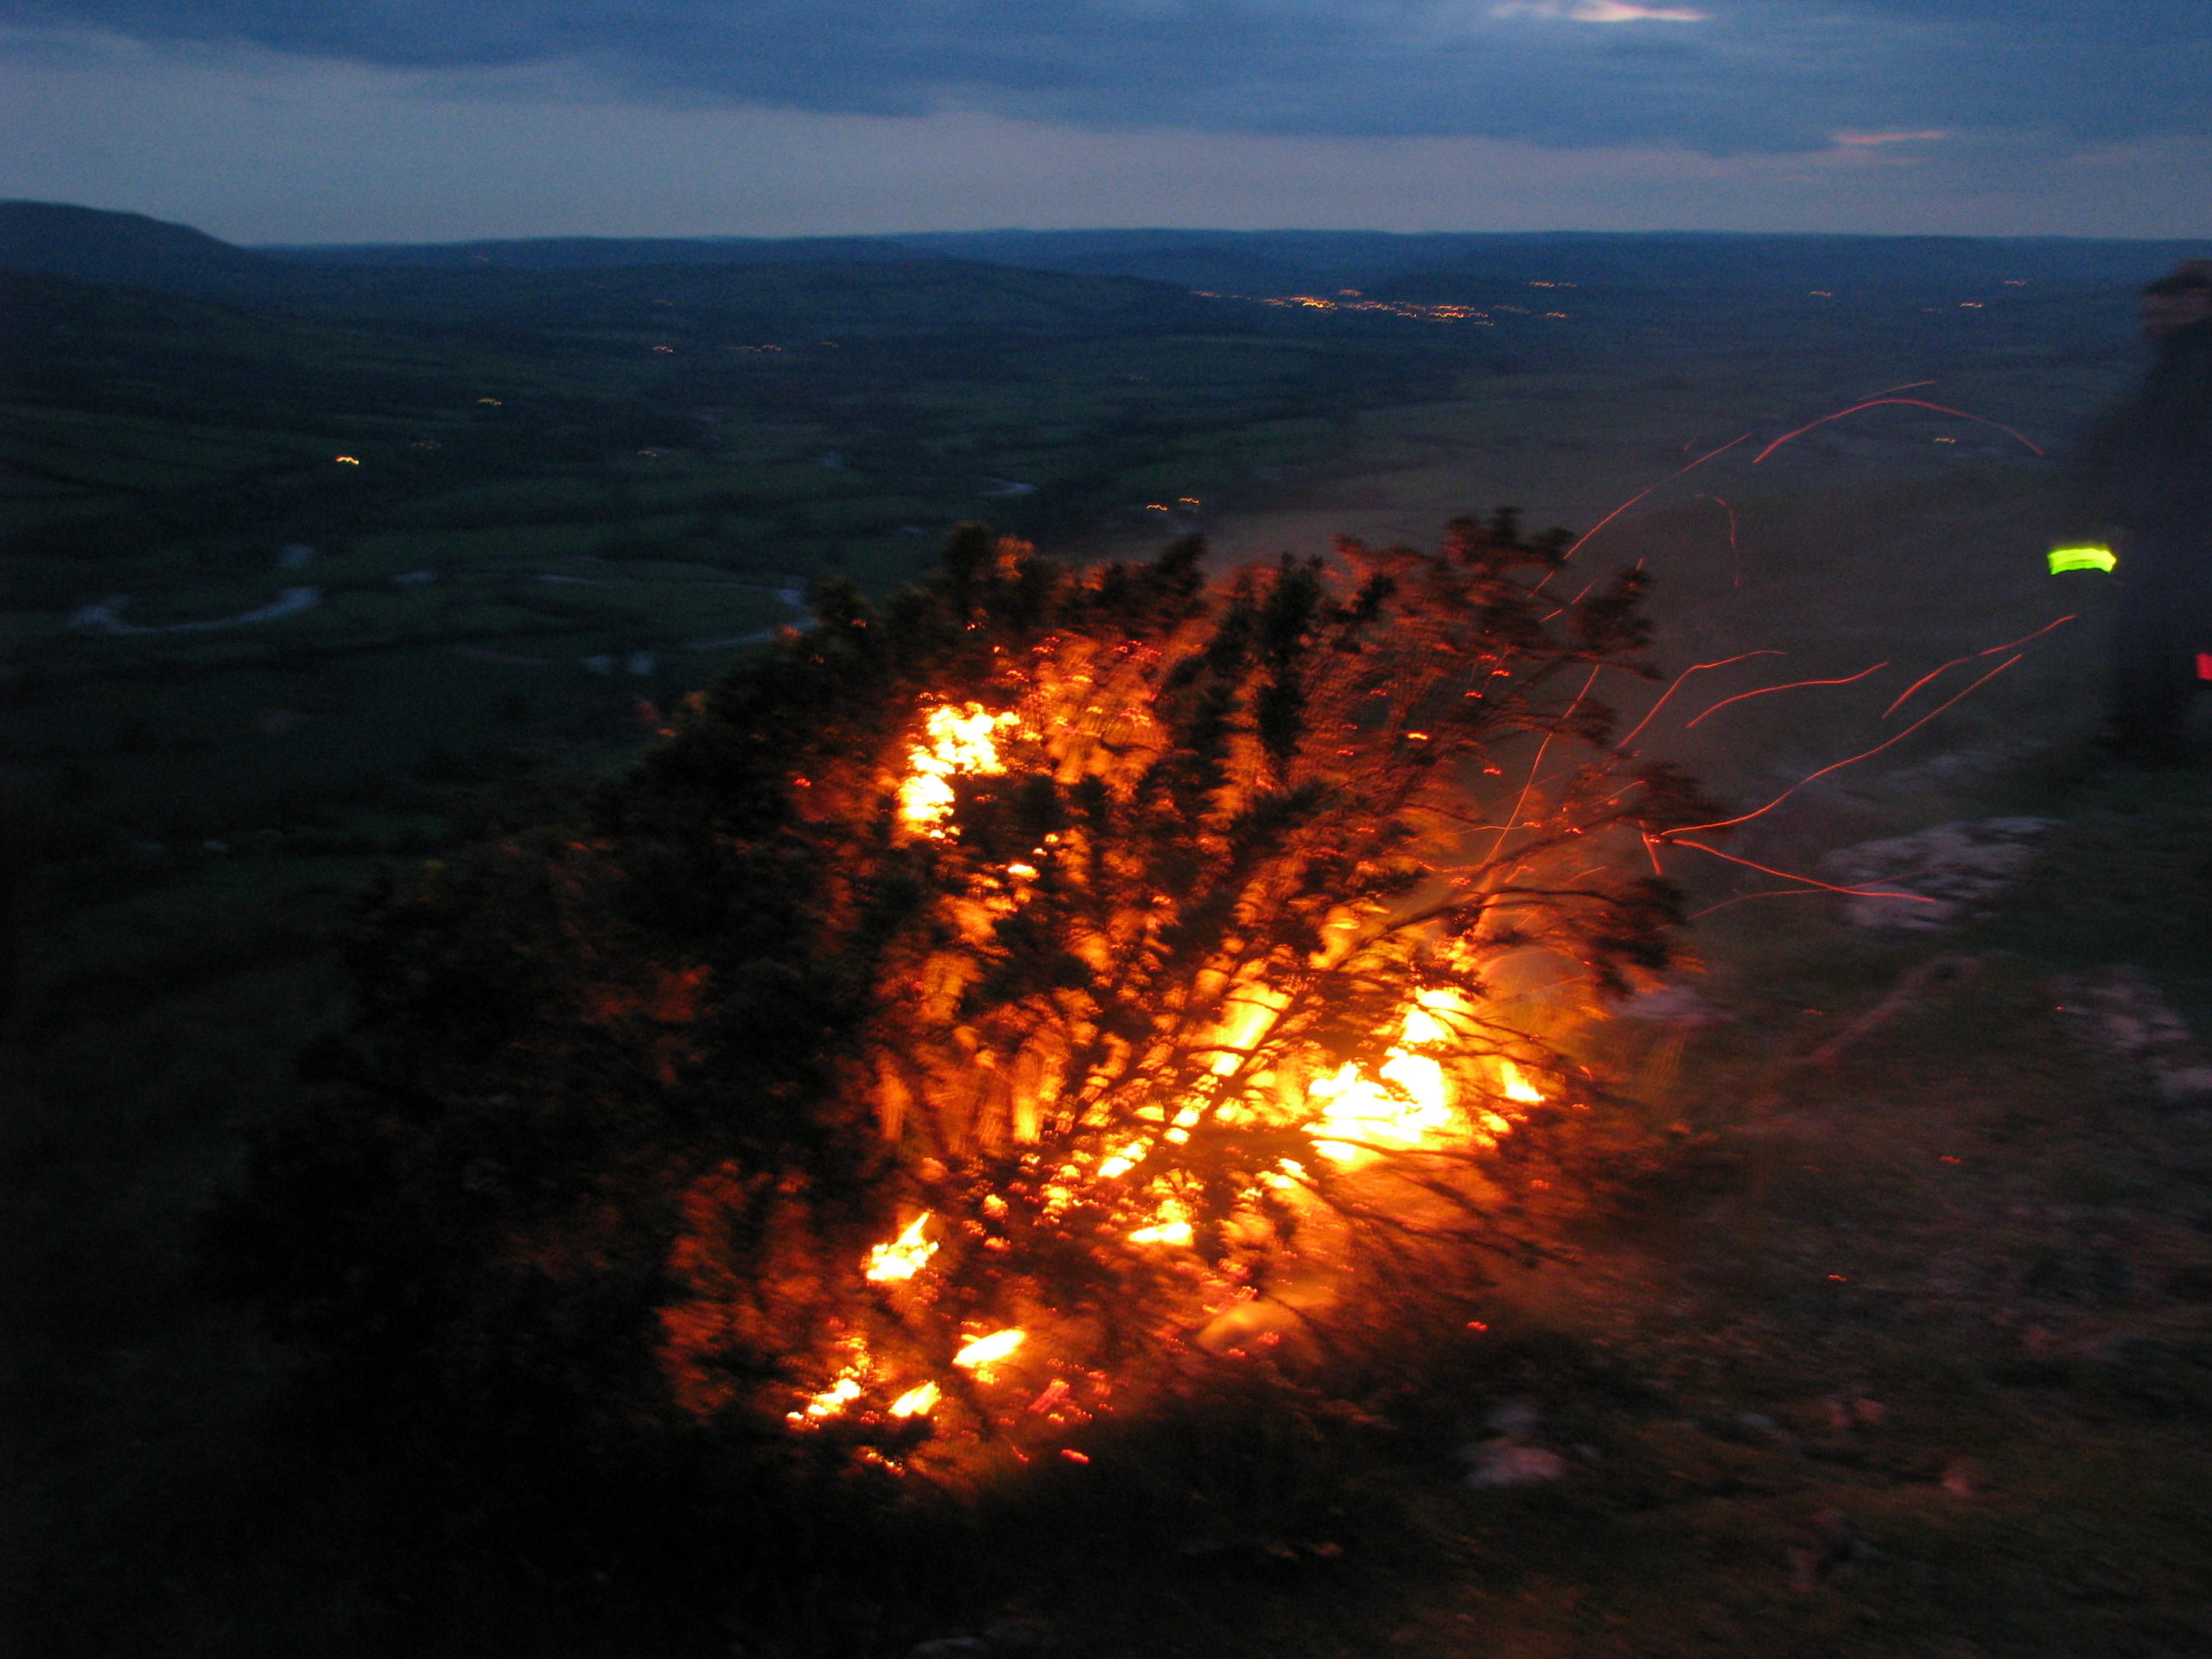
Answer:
xmin=0 ymin=201 xmax=1234 ymax=337
xmin=0 ymin=200 xmax=295 ymax=298
xmin=9 ymin=200 xmax=2202 ymax=332
xmin=257 ymin=232 xmax=932 ymax=271
xmin=264 ymin=220 xmax=2208 ymax=298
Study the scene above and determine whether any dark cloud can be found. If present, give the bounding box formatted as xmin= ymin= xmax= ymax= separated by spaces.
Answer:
xmin=4 ymin=1 xmax=2208 ymax=152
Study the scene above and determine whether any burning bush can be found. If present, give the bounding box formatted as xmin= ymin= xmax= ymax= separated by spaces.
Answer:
xmin=215 ymin=515 xmax=1713 ymax=1509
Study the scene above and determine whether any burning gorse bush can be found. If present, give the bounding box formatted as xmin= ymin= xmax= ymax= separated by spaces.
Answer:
xmin=218 ymin=516 xmax=1714 ymax=1491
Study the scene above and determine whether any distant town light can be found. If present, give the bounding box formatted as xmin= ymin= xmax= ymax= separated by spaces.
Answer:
xmin=334 ymin=455 xmax=359 ymax=465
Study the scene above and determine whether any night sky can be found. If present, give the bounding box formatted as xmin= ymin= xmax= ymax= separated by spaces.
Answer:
xmin=3 ymin=1 xmax=2209 ymax=242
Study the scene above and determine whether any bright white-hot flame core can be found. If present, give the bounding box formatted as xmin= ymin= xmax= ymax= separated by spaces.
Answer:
xmin=1308 ymin=991 xmax=1470 ymax=1165
xmin=952 ymin=1328 xmax=1026 ymax=1370
xmin=888 ymin=1381 xmax=941 ymax=1418
xmin=1497 ymin=1059 xmax=1544 ymax=1103
xmin=897 ymin=703 xmax=1020 ymax=834
xmin=788 ymin=1344 xmax=872 ymax=1427
xmin=864 ymin=1212 xmax=938 ymax=1282
xmin=1127 ymin=1196 xmax=1193 ymax=1246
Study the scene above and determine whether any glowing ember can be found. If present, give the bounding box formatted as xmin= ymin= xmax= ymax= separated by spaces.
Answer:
xmin=897 ymin=703 xmax=1020 ymax=833
xmin=788 ymin=1347 xmax=871 ymax=1427
xmin=864 ymin=1213 xmax=938 ymax=1282
xmin=1127 ymin=1196 xmax=1194 ymax=1247
xmin=952 ymin=1328 xmax=1026 ymax=1370
xmin=888 ymin=1381 xmax=941 ymax=1418
xmin=1095 ymin=1145 xmax=1142 ymax=1179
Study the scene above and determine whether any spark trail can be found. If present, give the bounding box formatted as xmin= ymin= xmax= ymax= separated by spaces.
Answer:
xmin=1751 ymin=398 xmax=2044 ymax=466
xmin=1536 ymin=434 xmax=1751 ymax=590
xmin=1685 ymin=662 xmax=1891 ymax=728
xmin=1664 ymin=655 xmax=2023 ymax=839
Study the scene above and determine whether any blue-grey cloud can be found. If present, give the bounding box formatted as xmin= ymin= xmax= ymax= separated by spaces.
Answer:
xmin=3 ymin=1 xmax=2208 ymax=153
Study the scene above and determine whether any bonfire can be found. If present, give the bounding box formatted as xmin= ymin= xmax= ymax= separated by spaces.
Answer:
xmin=219 ymin=515 xmax=1715 ymax=1491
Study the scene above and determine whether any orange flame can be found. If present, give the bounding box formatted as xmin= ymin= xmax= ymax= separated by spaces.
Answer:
xmin=897 ymin=703 xmax=1020 ymax=834
xmin=952 ymin=1328 xmax=1026 ymax=1370
xmin=796 ymin=684 xmax=1567 ymax=1447
xmin=787 ymin=1342 xmax=872 ymax=1427
xmin=888 ymin=1381 xmax=941 ymax=1418
xmin=1497 ymin=1059 xmax=1543 ymax=1104
xmin=1308 ymin=991 xmax=1479 ymax=1165
xmin=864 ymin=1213 xmax=938 ymax=1283
xmin=1127 ymin=1196 xmax=1194 ymax=1247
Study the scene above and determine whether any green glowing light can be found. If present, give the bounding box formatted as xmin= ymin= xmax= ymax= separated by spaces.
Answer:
xmin=2047 ymin=544 xmax=2116 ymax=574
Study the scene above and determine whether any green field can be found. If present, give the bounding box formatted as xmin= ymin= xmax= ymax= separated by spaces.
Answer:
xmin=1 ymin=254 xmax=1491 ymax=844
xmin=0 ymin=252 xmax=2141 ymax=852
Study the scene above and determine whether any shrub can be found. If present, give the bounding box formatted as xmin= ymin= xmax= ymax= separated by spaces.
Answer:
xmin=213 ymin=514 xmax=1713 ymax=1522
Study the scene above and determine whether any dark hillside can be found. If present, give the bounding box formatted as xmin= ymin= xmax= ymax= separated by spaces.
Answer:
xmin=241 ymin=221 xmax=2212 ymax=308
xmin=0 ymin=201 xmax=1241 ymax=335
xmin=938 ymin=237 xmax=1351 ymax=296
xmin=213 ymin=214 xmax=2203 ymax=373
xmin=0 ymin=270 xmax=493 ymax=431
xmin=0 ymin=200 xmax=289 ymax=302
xmin=328 ymin=256 xmax=1243 ymax=337
xmin=258 ymin=232 xmax=925 ymax=270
